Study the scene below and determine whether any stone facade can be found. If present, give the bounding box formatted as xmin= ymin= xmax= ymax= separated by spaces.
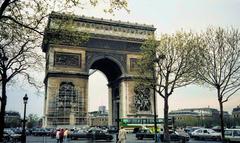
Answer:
xmin=232 ymin=105 xmax=240 ymax=119
xmin=42 ymin=12 xmax=156 ymax=128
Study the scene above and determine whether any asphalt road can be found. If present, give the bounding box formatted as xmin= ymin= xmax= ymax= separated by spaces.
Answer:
xmin=25 ymin=134 xmax=221 ymax=143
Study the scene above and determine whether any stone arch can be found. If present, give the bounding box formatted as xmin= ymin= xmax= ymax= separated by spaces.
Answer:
xmin=88 ymin=56 xmax=124 ymax=82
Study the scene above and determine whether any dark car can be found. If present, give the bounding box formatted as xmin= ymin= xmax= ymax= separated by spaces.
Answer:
xmin=171 ymin=131 xmax=190 ymax=142
xmin=136 ymin=129 xmax=189 ymax=143
xmin=69 ymin=129 xmax=113 ymax=141
xmin=70 ymin=129 xmax=113 ymax=141
xmin=87 ymin=129 xmax=113 ymax=141
xmin=136 ymin=129 xmax=156 ymax=140
xmin=107 ymin=126 xmax=118 ymax=134
xmin=32 ymin=128 xmax=51 ymax=136
xmin=69 ymin=130 xmax=87 ymax=140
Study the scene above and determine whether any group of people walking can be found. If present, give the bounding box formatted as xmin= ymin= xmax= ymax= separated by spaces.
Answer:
xmin=56 ymin=128 xmax=69 ymax=143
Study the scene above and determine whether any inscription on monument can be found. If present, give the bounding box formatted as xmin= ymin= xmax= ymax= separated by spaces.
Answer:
xmin=54 ymin=52 xmax=81 ymax=67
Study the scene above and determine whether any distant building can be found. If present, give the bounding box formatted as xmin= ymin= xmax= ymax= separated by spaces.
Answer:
xmin=232 ymin=105 xmax=240 ymax=119
xmin=5 ymin=111 xmax=21 ymax=121
xmin=169 ymin=107 xmax=219 ymax=119
xmin=169 ymin=110 xmax=199 ymax=121
xmin=5 ymin=111 xmax=21 ymax=128
xmin=98 ymin=106 xmax=107 ymax=114
xmin=88 ymin=106 xmax=108 ymax=126
xmin=169 ymin=107 xmax=221 ymax=126
xmin=223 ymin=111 xmax=230 ymax=118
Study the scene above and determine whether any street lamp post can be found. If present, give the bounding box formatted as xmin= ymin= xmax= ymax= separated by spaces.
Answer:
xmin=22 ymin=94 xmax=28 ymax=143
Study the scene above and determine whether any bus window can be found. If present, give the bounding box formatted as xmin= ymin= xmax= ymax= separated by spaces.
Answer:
xmin=122 ymin=119 xmax=128 ymax=123
xmin=137 ymin=119 xmax=141 ymax=124
xmin=142 ymin=119 xmax=147 ymax=124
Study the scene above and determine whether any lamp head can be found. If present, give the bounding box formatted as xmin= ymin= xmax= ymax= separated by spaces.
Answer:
xmin=23 ymin=94 xmax=28 ymax=104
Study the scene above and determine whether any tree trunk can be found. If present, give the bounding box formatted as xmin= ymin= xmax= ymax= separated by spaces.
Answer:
xmin=0 ymin=78 xmax=7 ymax=142
xmin=163 ymin=97 xmax=170 ymax=142
xmin=219 ymin=100 xmax=225 ymax=141
xmin=217 ymin=88 xmax=225 ymax=142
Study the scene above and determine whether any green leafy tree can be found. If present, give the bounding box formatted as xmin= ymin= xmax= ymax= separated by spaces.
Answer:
xmin=0 ymin=0 xmax=128 ymax=140
xmin=194 ymin=27 xmax=240 ymax=140
xmin=27 ymin=114 xmax=40 ymax=128
xmin=137 ymin=32 xmax=200 ymax=142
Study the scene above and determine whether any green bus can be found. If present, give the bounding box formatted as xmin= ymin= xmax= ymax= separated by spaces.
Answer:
xmin=119 ymin=118 xmax=165 ymax=132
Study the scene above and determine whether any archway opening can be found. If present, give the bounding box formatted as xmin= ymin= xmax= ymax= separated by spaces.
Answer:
xmin=89 ymin=57 xmax=123 ymax=126
xmin=88 ymin=70 xmax=108 ymax=111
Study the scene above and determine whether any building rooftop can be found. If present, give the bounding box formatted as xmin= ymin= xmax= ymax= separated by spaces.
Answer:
xmin=233 ymin=105 xmax=240 ymax=112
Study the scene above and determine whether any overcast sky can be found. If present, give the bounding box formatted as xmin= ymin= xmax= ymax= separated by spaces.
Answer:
xmin=6 ymin=0 xmax=240 ymax=118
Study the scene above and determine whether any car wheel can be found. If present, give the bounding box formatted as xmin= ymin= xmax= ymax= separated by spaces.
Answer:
xmin=181 ymin=137 xmax=186 ymax=143
xmin=225 ymin=139 xmax=231 ymax=143
xmin=194 ymin=136 xmax=199 ymax=140
xmin=215 ymin=137 xmax=221 ymax=141
xmin=137 ymin=137 xmax=143 ymax=140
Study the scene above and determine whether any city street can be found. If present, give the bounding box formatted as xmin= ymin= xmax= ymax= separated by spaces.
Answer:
xmin=25 ymin=134 xmax=221 ymax=143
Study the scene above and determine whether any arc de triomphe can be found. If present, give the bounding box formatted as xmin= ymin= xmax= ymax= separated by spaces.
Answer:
xmin=42 ymin=12 xmax=157 ymax=128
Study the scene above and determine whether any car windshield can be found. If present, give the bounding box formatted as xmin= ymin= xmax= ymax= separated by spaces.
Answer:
xmin=208 ymin=129 xmax=216 ymax=133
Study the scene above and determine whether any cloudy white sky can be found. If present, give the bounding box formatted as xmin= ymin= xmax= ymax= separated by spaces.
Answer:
xmin=6 ymin=0 xmax=240 ymax=118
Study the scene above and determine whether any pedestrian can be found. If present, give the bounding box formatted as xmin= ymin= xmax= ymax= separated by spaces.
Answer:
xmin=64 ymin=128 xmax=69 ymax=143
xmin=56 ymin=129 xmax=60 ymax=143
xmin=157 ymin=132 xmax=161 ymax=143
xmin=117 ymin=126 xmax=127 ymax=143
xmin=59 ymin=128 xmax=64 ymax=143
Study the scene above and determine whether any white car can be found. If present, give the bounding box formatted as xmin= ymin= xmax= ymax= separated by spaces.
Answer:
xmin=191 ymin=128 xmax=221 ymax=141
xmin=224 ymin=129 xmax=240 ymax=143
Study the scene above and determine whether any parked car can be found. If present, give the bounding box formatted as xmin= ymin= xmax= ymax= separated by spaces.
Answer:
xmin=184 ymin=127 xmax=201 ymax=137
xmin=191 ymin=128 xmax=221 ymax=141
xmin=32 ymin=128 xmax=51 ymax=136
xmin=212 ymin=126 xmax=222 ymax=132
xmin=136 ymin=129 xmax=155 ymax=140
xmin=175 ymin=130 xmax=190 ymax=142
xmin=224 ymin=129 xmax=240 ymax=143
xmin=136 ymin=129 xmax=189 ymax=142
xmin=70 ymin=129 xmax=113 ymax=141
xmin=3 ymin=130 xmax=11 ymax=142
xmin=4 ymin=129 xmax=22 ymax=142
xmin=107 ymin=126 xmax=118 ymax=133
xmin=87 ymin=129 xmax=113 ymax=141
xmin=69 ymin=130 xmax=87 ymax=140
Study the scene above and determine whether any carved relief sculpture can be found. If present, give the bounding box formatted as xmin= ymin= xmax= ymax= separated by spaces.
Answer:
xmin=134 ymin=84 xmax=152 ymax=112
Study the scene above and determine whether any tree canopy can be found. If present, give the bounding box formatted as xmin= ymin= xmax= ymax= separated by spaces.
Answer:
xmin=137 ymin=32 xmax=201 ymax=142
xmin=194 ymin=27 xmax=240 ymax=140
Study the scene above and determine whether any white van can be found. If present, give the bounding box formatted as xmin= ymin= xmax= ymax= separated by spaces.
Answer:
xmin=225 ymin=129 xmax=240 ymax=142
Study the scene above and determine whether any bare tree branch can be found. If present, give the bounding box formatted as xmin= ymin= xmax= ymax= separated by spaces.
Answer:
xmin=1 ymin=16 xmax=43 ymax=35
